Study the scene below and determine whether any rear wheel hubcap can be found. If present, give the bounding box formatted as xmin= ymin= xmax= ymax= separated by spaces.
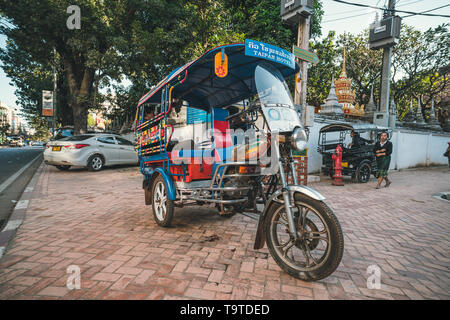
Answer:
xmin=154 ymin=181 xmax=167 ymax=221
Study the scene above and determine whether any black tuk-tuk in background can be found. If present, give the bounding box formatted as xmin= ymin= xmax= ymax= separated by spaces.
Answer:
xmin=318 ymin=123 xmax=391 ymax=183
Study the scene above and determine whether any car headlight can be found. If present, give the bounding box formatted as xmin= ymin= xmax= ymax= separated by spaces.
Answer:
xmin=291 ymin=127 xmax=308 ymax=151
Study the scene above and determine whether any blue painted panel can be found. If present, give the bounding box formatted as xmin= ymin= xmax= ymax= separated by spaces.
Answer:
xmin=187 ymin=107 xmax=211 ymax=124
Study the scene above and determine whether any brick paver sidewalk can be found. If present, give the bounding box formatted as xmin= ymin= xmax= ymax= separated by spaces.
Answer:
xmin=0 ymin=164 xmax=449 ymax=300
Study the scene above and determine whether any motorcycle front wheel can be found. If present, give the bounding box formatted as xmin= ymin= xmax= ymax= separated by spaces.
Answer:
xmin=265 ymin=193 xmax=344 ymax=281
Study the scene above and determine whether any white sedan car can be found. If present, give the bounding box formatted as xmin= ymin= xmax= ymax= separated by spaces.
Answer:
xmin=44 ymin=133 xmax=137 ymax=171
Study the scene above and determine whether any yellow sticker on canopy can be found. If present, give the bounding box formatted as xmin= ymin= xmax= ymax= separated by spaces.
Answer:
xmin=215 ymin=51 xmax=228 ymax=78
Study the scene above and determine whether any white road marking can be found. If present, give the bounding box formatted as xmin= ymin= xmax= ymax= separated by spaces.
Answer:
xmin=0 ymin=153 xmax=41 ymax=195
xmin=3 ymin=219 xmax=23 ymax=231
xmin=15 ymin=200 xmax=29 ymax=210
xmin=0 ymin=247 xmax=4 ymax=259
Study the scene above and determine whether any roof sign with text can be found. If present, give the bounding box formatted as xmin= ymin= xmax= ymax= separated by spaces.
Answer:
xmin=245 ymin=39 xmax=295 ymax=70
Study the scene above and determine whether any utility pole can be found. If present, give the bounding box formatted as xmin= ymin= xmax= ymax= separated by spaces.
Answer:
xmin=378 ymin=0 xmax=395 ymax=115
xmin=294 ymin=16 xmax=310 ymax=110
xmin=52 ymin=47 xmax=57 ymax=135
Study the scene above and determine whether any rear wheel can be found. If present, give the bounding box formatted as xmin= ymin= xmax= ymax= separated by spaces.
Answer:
xmin=356 ymin=162 xmax=371 ymax=183
xmin=151 ymin=175 xmax=174 ymax=227
xmin=87 ymin=154 xmax=104 ymax=171
xmin=265 ymin=193 xmax=344 ymax=281
xmin=55 ymin=165 xmax=71 ymax=171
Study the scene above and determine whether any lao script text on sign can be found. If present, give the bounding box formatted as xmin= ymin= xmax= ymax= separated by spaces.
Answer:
xmin=245 ymin=39 xmax=295 ymax=69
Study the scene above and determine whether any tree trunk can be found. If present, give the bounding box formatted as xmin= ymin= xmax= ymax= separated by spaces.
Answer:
xmin=62 ymin=56 xmax=95 ymax=135
xmin=72 ymin=102 xmax=88 ymax=135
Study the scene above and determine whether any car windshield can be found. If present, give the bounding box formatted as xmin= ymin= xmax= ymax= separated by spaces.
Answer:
xmin=61 ymin=135 xmax=93 ymax=141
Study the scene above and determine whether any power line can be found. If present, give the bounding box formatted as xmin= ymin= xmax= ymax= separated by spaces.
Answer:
xmin=331 ymin=0 xmax=450 ymax=18
xmin=323 ymin=11 xmax=374 ymax=23
xmin=322 ymin=0 xmax=426 ymax=22
xmin=402 ymin=4 xmax=450 ymax=18
xmin=324 ymin=0 xmax=423 ymax=17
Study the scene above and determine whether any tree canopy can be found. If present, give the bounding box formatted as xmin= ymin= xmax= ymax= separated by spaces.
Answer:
xmin=307 ymin=23 xmax=449 ymax=118
xmin=0 ymin=1 xmax=447 ymax=133
xmin=0 ymin=0 xmax=324 ymax=134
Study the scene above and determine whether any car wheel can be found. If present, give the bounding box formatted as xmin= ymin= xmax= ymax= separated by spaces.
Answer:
xmin=55 ymin=165 xmax=71 ymax=171
xmin=87 ymin=154 xmax=104 ymax=171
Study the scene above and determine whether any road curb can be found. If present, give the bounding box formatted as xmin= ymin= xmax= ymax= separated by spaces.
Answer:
xmin=0 ymin=161 xmax=44 ymax=259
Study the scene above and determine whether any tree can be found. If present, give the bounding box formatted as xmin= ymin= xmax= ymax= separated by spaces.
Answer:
xmin=307 ymin=30 xmax=383 ymax=108
xmin=223 ymin=0 xmax=323 ymax=51
xmin=0 ymin=123 xmax=10 ymax=143
xmin=0 ymin=40 xmax=73 ymax=126
xmin=335 ymin=31 xmax=382 ymax=107
xmin=29 ymin=116 xmax=50 ymax=141
xmin=391 ymin=23 xmax=449 ymax=115
xmin=87 ymin=113 xmax=96 ymax=128
xmin=307 ymin=31 xmax=340 ymax=107
xmin=0 ymin=0 xmax=141 ymax=134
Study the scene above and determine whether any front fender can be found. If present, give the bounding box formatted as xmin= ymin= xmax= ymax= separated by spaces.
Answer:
xmin=287 ymin=185 xmax=325 ymax=201
xmin=253 ymin=185 xmax=325 ymax=250
xmin=143 ymin=167 xmax=176 ymax=201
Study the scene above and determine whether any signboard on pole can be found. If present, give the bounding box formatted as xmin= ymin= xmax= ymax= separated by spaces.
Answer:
xmin=42 ymin=90 xmax=54 ymax=117
xmin=245 ymin=39 xmax=295 ymax=69
xmin=293 ymin=45 xmax=319 ymax=65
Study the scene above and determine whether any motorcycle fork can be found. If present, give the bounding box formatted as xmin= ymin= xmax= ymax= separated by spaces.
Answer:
xmin=275 ymin=142 xmax=298 ymax=241
xmin=289 ymin=150 xmax=299 ymax=185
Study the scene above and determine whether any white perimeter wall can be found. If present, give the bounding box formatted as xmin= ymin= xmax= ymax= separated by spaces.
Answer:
xmin=305 ymin=120 xmax=450 ymax=174
xmin=124 ymin=119 xmax=450 ymax=173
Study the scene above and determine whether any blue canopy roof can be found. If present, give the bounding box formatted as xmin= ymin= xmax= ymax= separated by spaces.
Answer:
xmin=138 ymin=43 xmax=300 ymax=111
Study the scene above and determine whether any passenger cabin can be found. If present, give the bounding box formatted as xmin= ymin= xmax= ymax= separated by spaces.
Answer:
xmin=134 ymin=43 xmax=299 ymax=184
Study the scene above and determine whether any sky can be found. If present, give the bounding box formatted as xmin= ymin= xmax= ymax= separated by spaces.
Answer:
xmin=0 ymin=0 xmax=449 ymax=117
xmin=321 ymin=0 xmax=450 ymax=36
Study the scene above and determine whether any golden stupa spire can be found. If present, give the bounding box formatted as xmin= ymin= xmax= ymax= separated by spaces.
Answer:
xmin=340 ymin=43 xmax=347 ymax=78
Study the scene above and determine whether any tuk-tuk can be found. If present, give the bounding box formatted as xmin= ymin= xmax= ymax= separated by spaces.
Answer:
xmin=318 ymin=123 xmax=391 ymax=183
xmin=135 ymin=40 xmax=343 ymax=281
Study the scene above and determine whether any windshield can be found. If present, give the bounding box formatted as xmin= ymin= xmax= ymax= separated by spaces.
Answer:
xmin=255 ymin=62 xmax=294 ymax=108
xmin=255 ymin=62 xmax=301 ymax=133
xmin=61 ymin=135 xmax=93 ymax=141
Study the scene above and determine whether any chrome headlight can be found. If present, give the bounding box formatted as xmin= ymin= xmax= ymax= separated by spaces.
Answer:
xmin=291 ymin=127 xmax=308 ymax=151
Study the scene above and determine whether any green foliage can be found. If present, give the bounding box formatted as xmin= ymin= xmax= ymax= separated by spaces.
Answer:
xmin=29 ymin=116 xmax=50 ymax=141
xmin=0 ymin=123 xmax=11 ymax=143
xmin=307 ymin=30 xmax=383 ymax=108
xmin=0 ymin=0 xmax=324 ymax=131
xmin=336 ymin=31 xmax=382 ymax=107
xmin=307 ymin=31 xmax=339 ymax=107
xmin=87 ymin=113 xmax=96 ymax=128
xmin=0 ymin=41 xmax=73 ymax=125
xmin=307 ymin=23 xmax=448 ymax=117
xmin=0 ymin=0 xmax=143 ymax=134
xmin=392 ymin=23 xmax=449 ymax=115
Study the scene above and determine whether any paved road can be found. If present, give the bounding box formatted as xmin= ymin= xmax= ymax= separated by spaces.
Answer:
xmin=0 ymin=147 xmax=43 ymax=185
xmin=0 ymin=165 xmax=448 ymax=300
xmin=0 ymin=147 xmax=43 ymax=229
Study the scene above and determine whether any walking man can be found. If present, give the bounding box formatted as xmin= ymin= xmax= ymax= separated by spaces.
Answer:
xmin=374 ymin=131 xmax=393 ymax=189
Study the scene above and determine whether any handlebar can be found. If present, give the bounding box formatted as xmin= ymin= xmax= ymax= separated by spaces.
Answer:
xmin=225 ymin=104 xmax=259 ymax=121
